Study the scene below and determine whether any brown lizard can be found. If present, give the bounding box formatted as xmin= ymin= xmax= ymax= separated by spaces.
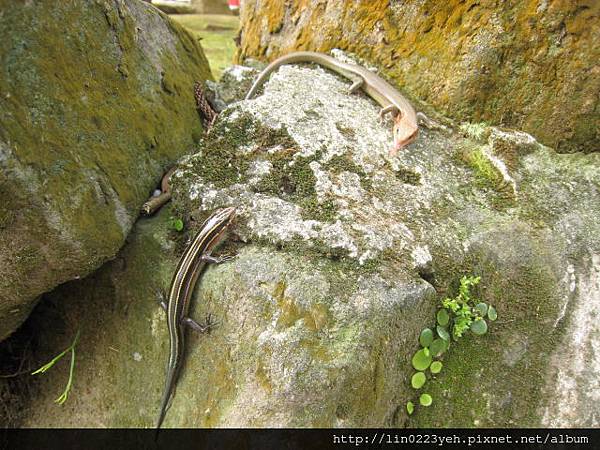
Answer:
xmin=141 ymin=82 xmax=218 ymax=216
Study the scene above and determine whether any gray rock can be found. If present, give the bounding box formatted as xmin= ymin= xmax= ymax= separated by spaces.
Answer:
xmin=9 ymin=55 xmax=600 ymax=427
xmin=541 ymin=254 xmax=600 ymax=427
xmin=175 ymin=62 xmax=600 ymax=426
xmin=206 ymin=64 xmax=260 ymax=109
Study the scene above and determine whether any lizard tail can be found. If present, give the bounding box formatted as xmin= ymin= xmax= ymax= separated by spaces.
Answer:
xmin=155 ymin=366 xmax=176 ymax=438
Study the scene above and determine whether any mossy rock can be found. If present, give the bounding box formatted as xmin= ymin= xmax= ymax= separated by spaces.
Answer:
xmin=0 ymin=0 xmax=212 ymax=341
xmin=2 ymin=48 xmax=599 ymax=428
xmin=6 ymin=209 xmax=437 ymax=427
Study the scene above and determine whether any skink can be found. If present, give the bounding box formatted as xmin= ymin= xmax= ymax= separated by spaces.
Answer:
xmin=245 ymin=51 xmax=419 ymax=155
xmin=142 ymin=166 xmax=176 ymax=216
xmin=143 ymin=83 xmax=219 ymax=216
xmin=156 ymin=206 xmax=236 ymax=432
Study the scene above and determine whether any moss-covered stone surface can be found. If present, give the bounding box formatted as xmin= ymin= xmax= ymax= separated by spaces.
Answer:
xmin=0 ymin=0 xmax=212 ymax=341
xmin=5 ymin=207 xmax=435 ymax=427
xmin=2 ymin=57 xmax=599 ymax=427
xmin=237 ymin=0 xmax=599 ymax=154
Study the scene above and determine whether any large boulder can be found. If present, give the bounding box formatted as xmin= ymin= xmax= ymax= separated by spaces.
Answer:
xmin=236 ymin=0 xmax=600 ymax=154
xmin=0 ymin=0 xmax=212 ymax=341
xmin=9 ymin=58 xmax=599 ymax=427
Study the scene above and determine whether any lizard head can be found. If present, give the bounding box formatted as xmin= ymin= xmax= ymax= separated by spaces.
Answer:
xmin=390 ymin=113 xmax=419 ymax=156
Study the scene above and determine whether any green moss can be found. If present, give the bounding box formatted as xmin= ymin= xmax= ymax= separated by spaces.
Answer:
xmin=410 ymin=230 xmax=563 ymax=427
xmin=183 ymin=109 xmax=348 ymax=233
xmin=394 ymin=166 xmax=422 ymax=185
xmin=253 ymin=148 xmax=317 ymax=199
xmin=459 ymin=122 xmax=491 ymax=143
xmin=462 ymin=148 xmax=503 ymax=188
xmin=0 ymin=0 xmax=214 ymax=339
xmin=196 ymin=114 xmax=256 ymax=185
xmin=454 ymin=145 xmax=516 ymax=209
xmin=197 ymin=110 xmax=301 ymax=189
xmin=323 ymin=154 xmax=372 ymax=191
xmin=0 ymin=180 xmax=18 ymax=231
xmin=300 ymin=197 xmax=337 ymax=223
xmin=283 ymin=153 xmax=320 ymax=198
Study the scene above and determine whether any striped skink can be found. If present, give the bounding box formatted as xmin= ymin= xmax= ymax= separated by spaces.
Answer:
xmin=155 ymin=206 xmax=237 ymax=432
xmin=245 ymin=51 xmax=419 ymax=155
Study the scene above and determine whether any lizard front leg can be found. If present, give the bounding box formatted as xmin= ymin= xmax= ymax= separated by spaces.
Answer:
xmin=156 ymin=289 xmax=168 ymax=312
xmin=379 ymin=105 xmax=399 ymax=122
xmin=201 ymin=253 xmax=236 ymax=264
xmin=156 ymin=291 xmax=217 ymax=332
xmin=416 ymin=111 xmax=448 ymax=131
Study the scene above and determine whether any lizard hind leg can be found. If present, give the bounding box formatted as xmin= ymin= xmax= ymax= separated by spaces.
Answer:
xmin=346 ymin=77 xmax=364 ymax=95
xmin=181 ymin=313 xmax=217 ymax=334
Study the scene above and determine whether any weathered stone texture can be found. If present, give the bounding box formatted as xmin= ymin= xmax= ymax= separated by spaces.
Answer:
xmin=9 ymin=61 xmax=599 ymax=427
xmin=237 ymin=0 xmax=600 ymax=154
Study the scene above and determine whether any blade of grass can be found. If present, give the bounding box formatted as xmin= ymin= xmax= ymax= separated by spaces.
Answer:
xmin=31 ymin=329 xmax=81 ymax=406
xmin=32 ymin=329 xmax=80 ymax=375
xmin=55 ymin=345 xmax=76 ymax=405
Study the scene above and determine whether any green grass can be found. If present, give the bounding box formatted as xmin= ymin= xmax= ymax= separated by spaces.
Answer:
xmin=31 ymin=329 xmax=80 ymax=405
xmin=170 ymin=14 xmax=239 ymax=79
